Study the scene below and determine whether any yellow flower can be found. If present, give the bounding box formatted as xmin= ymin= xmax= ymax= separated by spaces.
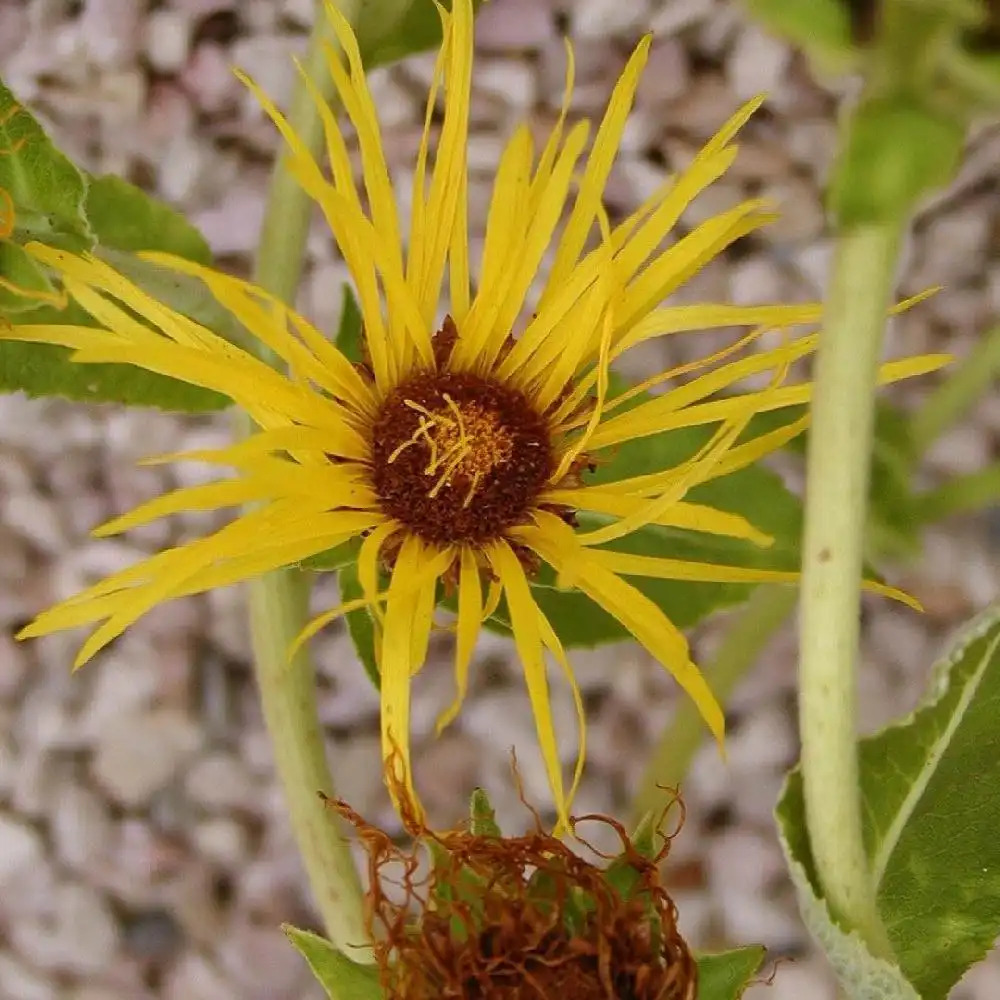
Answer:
xmin=3 ymin=0 xmax=942 ymax=827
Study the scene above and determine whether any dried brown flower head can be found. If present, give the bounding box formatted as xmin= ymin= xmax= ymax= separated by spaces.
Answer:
xmin=326 ymin=785 xmax=696 ymax=1000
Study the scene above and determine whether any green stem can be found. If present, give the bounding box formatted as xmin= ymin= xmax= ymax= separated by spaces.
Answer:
xmin=630 ymin=586 xmax=797 ymax=828
xmin=916 ymin=462 xmax=1000 ymax=522
xmin=910 ymin=321 xmax=1000 ymax=455
xmin=798 ymin=224 xmax=903 ymax=958
xmin=242 ymin=0 xmax=368 ymax=957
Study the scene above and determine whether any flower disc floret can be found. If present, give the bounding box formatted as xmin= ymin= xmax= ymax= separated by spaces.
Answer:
xmin=371 ymin=365 xmax=553 ymax=545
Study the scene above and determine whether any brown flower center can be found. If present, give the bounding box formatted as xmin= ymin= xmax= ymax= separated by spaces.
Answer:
xmin=370 ymin=370 xmax=553 ymax=545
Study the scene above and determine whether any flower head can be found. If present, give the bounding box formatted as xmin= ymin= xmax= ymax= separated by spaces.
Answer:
xmin=329 ymin=782 xmax=697 ymax=1000
xmin=3 ymin=0 xmax=941 ymax=827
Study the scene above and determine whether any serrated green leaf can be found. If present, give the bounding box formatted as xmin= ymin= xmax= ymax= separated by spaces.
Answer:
xmin=1 ymin=134 xmax=233 ymax=410
xmin=0 ymin=299 xmax=228 ymax=410
xmin=469 ymin=787 xmax=501 ymax=837
xmin=1 ymin=285 xmax=231 ymax=410
xmin=0 ymin=78 xmax=91 ymax=249
xmin=339 ymin=561 xmax=380 ymax=690
xmin=83 ymin=173 xmax=211 ymax=262
xmin=356 ymin=0 xmax=485 ymax=69
xmin=778 ymin=605 xmax=1000 ymax=999
xmin=283 ymin=926 xmax=383 ymax=1000
xmin=696 ymin=946 xmax=767 ymax=1000
xmin=0 ymin=240 xmax=58 ymax=312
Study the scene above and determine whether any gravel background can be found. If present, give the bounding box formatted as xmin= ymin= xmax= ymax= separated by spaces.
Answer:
xmin=1 ymin=1 xmax=999 ymax=998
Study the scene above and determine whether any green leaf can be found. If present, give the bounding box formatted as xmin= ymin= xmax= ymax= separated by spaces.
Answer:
xmin=1 ymin=276 xmax=231 ymax=411
xmin=283 ymin=926 xmax=383 ymax=1000
xmin=336 ymin=282 xmax=364 ymax=364
xmin=3 ymin=175 xmax=233 ymax=409
xmin=696 ymin=946 xmax=767 ymax=1000
xmin=339 ymin=561 xmax=380 ymax=690
xmin=777 ymin=604 xmax=1000 ymax=999
xmin=741 ymin=0 xmax=856 ymax=68
xmin=830 ymin=98 xmax=965 ymax=225
xmin=469 ymin=787 xmax=502 ymax=837
xmin=83 ymin=173 xmax=211 ymax=262
xmin=356 ymin=0 xmax=485 ymax=70
xmin=488 ymin=415 xmax=804 ymax=648
xmin=0 ymin=240 xmax=58 ymax=312
xmin=0 ymin=78 xmax=91 ymax=250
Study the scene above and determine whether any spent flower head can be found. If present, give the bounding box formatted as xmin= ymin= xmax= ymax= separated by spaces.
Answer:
xmin=1 ymin=0 xmax=940 ymax=826
xmin=330 ymin=781 xmax=697 ymax=1000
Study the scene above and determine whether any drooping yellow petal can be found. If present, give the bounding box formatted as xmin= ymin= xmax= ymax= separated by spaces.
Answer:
xmin=436 ymin=545 xmax=482 ymax=735
xmin=379 ymin=536 xmax=454 ymax=819
xmin=537 ymin=609 xmax=586 ymax=837
xmin=486 ymin=537 xmax=571 ymax=832
xmin=512 ymin=512 xmax=725 ymax=748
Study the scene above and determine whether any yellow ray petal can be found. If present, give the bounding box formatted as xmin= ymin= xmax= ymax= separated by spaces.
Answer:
xmin=411 ymin=0 xmax=473 ymax=332
xmin=453 ymin=125 xmax=534 ymax=367
xmin=587 ymin=353 xmax=952 ymax=451
xmin=544 ymin=490 xmax=773 ymax=546
xmin=379 ymin=535 xmax=453 ymax=820
xmin=537 ymin=609 xmax=586 ymax=837
xmin=617 ymin=200 xmax=778 ymax=336
xmin=436 ymin=546 xmax=482 ymax=735
xmin=541 ymin=35 xmax=651 ymax=299
xmin=584 ymin=547 xmax=921 ymax=611
xmin=485 ymin=537 xmax=571 ymax=832
xmin=513 ymin=512 xmax=725 ymax=748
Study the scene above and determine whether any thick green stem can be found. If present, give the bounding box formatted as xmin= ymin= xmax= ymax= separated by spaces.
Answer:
xmin=910 ymin=321 xmax=1000 ymax=455
xmin=631 ymin=586 xmax=797 ymax=828
xmin=798 ymin=224 xmax=903 ymax=958
xmin=242 ymin=0 xmax=368 ymax=957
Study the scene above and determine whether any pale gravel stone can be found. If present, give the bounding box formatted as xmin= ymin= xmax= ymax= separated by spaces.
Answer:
xmin=727 ymin=23 xmax=793 ymax=103
xmin=744 ymin=959 xmax=836 ymax=1000
xmin=147 ymin=9 xmax=193 ymax=74
xmin=572 ymin=0 xmax=651 ymax=38
xmin=50 ymin=782 xmax=114 ymax=873
xmin=15 ymin=882 xmax=120 ymax=975
xmin=0 ymin=955 xmax=53 ymax=1000
xmin=0 ymin=814 xmax=43 ymax=888
xmin=192 ymin=816 xmax=251 ymax=867
xmin=233 ymin=35 xmax=306 ymax=112
xmin=181 ymin=42 xmax=243 ymax=115
xmin=476 ymin=0 xmax=555 ymax=50
xmin=475 ymin=58 xmax=537 ymax=110
xmin=91 ymin=707 xmax=203 ymax=807
xmin=164 ymin=954 xmax=237 ymax=1000
xmin=3 ymin=492 xmax=66 ymax=554
xmin=193 ymin=185 xmax=268 ymax=255
xmin=218 ymin=922 xmax=310 ymax=999
xmin=185 ymin=752 xmax=259 ymax=812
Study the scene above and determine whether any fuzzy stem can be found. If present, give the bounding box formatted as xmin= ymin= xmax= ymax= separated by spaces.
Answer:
xmin=631 ymin=586 xmax=797 ymax=828
xmin=798 ymin=224 xmax=903 ymax=957
xmin=242 ymin=0 xmax=368 ymax=957
xmin=910 ymin=321 xmax=1000 ymax=455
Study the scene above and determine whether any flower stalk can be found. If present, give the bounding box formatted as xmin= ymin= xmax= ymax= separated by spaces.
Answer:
xmin=798 ymin=223 xmax=902 ymax=958
xmin=243 ymin=0 xmax=368 ymax=957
